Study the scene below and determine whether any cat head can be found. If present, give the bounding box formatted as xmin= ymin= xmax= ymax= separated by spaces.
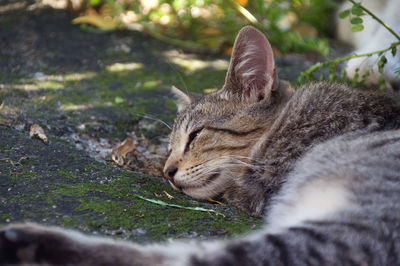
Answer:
xmin=164 ymin=26 xmax=293 ymax=199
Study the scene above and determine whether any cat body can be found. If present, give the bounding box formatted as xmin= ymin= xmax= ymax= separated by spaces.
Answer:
xmin=2 ymin=129 xmax=400 ymax=265
xmin=165 ymin=27 xmax=400 ymax=217
xmin=337 ymin=0 xmax=400 ymax=89
xmin=1 ymin=26 xmax=400 ymax=265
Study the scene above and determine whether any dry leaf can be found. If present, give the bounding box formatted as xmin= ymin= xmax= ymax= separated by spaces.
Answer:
xmin=223 ymin=46 xmax=233 ymax=55
xmin=163 ymin=190 xmax=174 ymax=200
xmin=29 ymin=124 xmax=48 ymax=144
xmin=271 ymin=46 xmax=282 ymax=56
xmin=207 ymin=198 xmax=224 ymax=205
xmin=72 ymin=15 xmax=117 ymax=30
xmin=111 ymin=138 xmax=137 ymax=166
xmin=236 ymin=0 xmax=248 ymax=6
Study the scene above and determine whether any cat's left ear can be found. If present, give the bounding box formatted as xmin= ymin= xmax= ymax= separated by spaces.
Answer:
xmin=221 ymin=26 xmax=278 ymax=103
xmin=171 ymin=86 xmax=201 ymax=112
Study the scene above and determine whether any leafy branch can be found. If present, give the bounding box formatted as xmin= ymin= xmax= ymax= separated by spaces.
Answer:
xmin=298 ymin=0 xmax=399 ymax=90
xmin=299 ymin=41 xmax=400 ymax=83
xmin=347 ymin=0 xmax=400 ymax=41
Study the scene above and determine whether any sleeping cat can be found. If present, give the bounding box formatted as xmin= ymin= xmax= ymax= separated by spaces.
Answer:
xmin=1 ymin=26 xmax=400 ymax=265
xmin=337 ymin=0 xmax=400 ymax=90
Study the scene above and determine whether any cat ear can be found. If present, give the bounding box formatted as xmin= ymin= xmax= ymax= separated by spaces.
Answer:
xmin=170 ymin=86 xmax=201 ymax=112
xmin=221 ymin=26 xmax=278 ymax=103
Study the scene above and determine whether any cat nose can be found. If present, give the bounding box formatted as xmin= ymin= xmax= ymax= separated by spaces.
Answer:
xmin=164 ymin=165 xmax=178 ymax=181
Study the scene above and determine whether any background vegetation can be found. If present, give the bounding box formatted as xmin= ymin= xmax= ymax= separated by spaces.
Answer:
xmin=70 ymin=0 xmax=337 ymax=55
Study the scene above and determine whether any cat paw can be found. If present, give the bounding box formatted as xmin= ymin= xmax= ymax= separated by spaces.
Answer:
xmin=0 ymin=223 xmax=75 ymax=264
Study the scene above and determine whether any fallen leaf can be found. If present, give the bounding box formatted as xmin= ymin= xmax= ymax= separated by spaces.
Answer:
xmin=222 ymin=46 xmax=233 ymax=55
xmin=72 ymin=15 xmax=117 ymax=30
xmin=29 ymin=124 xmax=48 ymax=144
xmin=271 ymin=45 xmax=281 ymax=56
xmin=111 ymin=138 xmax=137 ymax=166
xmin=207 ymin=198 xmax=225 ymax=205
xmin=213 ymin=228 xmax=228 ymax=236
xmin=163 ymin=190 xmax=174 ymax=200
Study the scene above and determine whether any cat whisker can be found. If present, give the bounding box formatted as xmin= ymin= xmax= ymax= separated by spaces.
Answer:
xmin=133 ymin=113 xmax=172 ymax=130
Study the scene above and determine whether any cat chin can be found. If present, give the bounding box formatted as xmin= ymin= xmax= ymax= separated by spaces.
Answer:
xmin=181 ymin=187 xmax=212 ymax=200
xmin=168 ymin=179 xmax=213 ymax=199
xmin=180 ymin=182 xmax=224 ymax=200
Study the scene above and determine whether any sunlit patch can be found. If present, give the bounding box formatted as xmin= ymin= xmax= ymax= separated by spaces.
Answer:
xmin=1 ymin=84 xmax=38 ymax=91
xmin=203 ymin=88 xmax=218 ymax=94
xmin=33 ymin=72 xmax=97 ymax=82
xmin=163 ymin=50 xmax=229 ymax=73
xmin=59 ymin=103 xmax=92 ymax=111
xmin=106 ymin=62 xmax=144 ymax=72
xmin=63 ymin=73 xmax=97 ymax=81
xmin=143 ymin=80 xmax=161 ymax=88
xmin=0 ymin=72 xmax=97 ymax=92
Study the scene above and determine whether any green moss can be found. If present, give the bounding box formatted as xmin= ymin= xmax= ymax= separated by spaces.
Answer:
xmin=0 ymin=49 xmax=261 ymax=242
xmin=57 ymin=169 xmax=77 ymax=180
xmin=165 ymin=99 xmax=177 ymax=110
xmin=37 ymin=171 xmax=261 ymax=241
xmin=0 ymin=213 xmax=11 ymax=220
xmin=53 ymin=182 xmax=95 ymax=197
xmin=62 ymin=216 xmax=79 ymax=227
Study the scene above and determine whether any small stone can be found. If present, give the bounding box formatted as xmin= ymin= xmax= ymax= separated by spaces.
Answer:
xmin=133 ymin=228 xmax=147 ymax=236
xmin=33 ymin=72 xmax=45 ymax=79
xmin=14 ymin=124 xmax=25 ymax=131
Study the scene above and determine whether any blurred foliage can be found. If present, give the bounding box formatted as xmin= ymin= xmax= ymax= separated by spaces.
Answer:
xmin=72 ymin=0 xmax=337 ymax=55
xmin=299 ymin=0 xmax=400 ymax=91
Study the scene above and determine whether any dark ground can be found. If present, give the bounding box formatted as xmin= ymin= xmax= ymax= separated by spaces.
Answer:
xmin=0 ymin=0 xmax=341 ymax=242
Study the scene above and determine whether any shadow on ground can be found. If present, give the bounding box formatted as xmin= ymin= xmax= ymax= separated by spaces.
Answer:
xmin=0 ymin=0 xmax=326 ymax=242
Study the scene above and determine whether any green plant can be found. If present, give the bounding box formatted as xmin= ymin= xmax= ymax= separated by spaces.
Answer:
xmin=74 ymin=0 xmax=335 ymax=55
xmin=298 ymin=0 xmax=400 ymax=91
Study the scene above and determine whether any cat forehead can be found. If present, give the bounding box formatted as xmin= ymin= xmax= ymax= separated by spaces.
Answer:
xmin=173 ymin=93 xmax=241 ymax=131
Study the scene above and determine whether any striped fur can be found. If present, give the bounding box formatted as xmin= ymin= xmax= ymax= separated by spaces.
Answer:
xmin=1 ymin=26 xmax=400 ymax=265
xmin=2 ymin=130 xmax=400 ymax=265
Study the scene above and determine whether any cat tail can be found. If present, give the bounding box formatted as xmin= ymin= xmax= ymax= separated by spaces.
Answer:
xmin=0 ymin=218 xmax=390 ymax=265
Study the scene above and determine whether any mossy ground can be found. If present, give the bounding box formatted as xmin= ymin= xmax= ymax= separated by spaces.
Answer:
xmin=0 ymin=0 xmax=268 ymax=243
xmin=0 ymin=0 xmax=323 ymax=243
xmin=0 ymin=126 xmax=261 ymax=242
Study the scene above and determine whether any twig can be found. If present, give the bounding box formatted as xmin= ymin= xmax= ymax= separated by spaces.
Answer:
xmin=300 ymin=41 xmax=400 ymax=79
xmin=134 ymin=194 xmax=226 ymax=217
xmin=132 ymin=113 xmax=172 ymax=130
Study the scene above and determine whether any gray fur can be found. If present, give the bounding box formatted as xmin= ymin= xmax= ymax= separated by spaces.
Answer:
xmin=166 ymin=29 xmax=400 ymax=215
xmin=1 ymin=26 xmax=400 ymax=265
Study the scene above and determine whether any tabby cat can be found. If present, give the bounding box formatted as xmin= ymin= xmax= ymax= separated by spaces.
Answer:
xmin=1 ymin=26 xmax=400 ymax=265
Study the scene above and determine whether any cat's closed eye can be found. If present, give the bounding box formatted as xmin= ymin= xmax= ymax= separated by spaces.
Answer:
xmin=185 ymin=127 xmax=203 ymax=152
